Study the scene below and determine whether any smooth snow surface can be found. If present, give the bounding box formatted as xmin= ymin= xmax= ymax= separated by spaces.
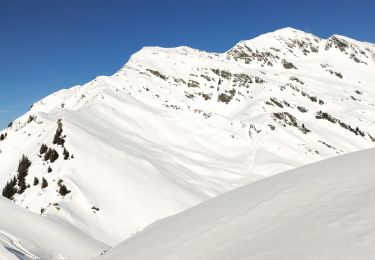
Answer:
xmin=99 ymin=148 xmax=375 ymax=260
xmin=0 ymin=197 xmax=107 ymax=259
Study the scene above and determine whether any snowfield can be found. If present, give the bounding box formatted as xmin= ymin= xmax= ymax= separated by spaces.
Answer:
xmin=98 ymin=148 xmax=375 ymax=260
xmin=0 ymin=27 xmax=374 ymax=259
xmin=0 ymin=196 xmax=107 ymax=259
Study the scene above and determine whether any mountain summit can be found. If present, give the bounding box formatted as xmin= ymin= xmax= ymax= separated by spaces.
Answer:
xmin=0 ymin=28 xmax=374 ymax=256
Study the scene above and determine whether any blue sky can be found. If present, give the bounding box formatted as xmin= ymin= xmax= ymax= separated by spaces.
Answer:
xmin=1 ymin=0 xmax=374 ymax=129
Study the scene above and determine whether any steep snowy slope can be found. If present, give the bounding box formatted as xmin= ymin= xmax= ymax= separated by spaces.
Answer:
xmin=98 ymin=148 xmax=375 ymax=260
xmin=0 ymin=28 xmax=374 ymax=246
xmin=0 ymin=197 xmax=107 ymax=259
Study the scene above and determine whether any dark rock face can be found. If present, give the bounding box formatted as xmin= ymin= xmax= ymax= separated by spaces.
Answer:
xmin=227 ymin=45 xmax=280 ymax=66
xmin=282 ymin=59 xmax=297 ymax=69
xmin=272 ymin=112 xmax=310 ymax=134
xmin=325 ymin=36 xmax=349 ymax=52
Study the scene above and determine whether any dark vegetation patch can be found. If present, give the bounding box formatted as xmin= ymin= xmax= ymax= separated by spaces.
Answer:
xmin=44 ymin=148 xmax=59 ymax=163
xmin=53 ymin=120 xmax=65 ymax=146
xmin=57 ymin=179 xmax=71 ymax=196
xmin=0 ymin=133 xmax=7 ymax=141
xmin=16 ymin=155 xmax=32 ymax=194
xmin=63 ymin=148 xmax=70 ymax=160
xmin=2 ymin=176 xmax=17 ymax=200
xmin=40 ymin=144 xmax=48 ymax=154
xmin=2 ymin=155 xmax=32 ymax=199
xmin=27 ymin=115 xmax=36 ymax=124
xmin=41 ymin=178 xmax=48 ymax=189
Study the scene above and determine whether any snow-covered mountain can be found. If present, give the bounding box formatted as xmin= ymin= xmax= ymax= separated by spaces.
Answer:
xmin=0 ymin=27 xmax=374 ymax=253
xmin=98 ymin=147 xmax=375 ymax=260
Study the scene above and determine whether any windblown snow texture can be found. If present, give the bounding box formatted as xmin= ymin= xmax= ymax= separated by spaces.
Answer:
xmin=98 ymin=148 xmax=375 ymax=260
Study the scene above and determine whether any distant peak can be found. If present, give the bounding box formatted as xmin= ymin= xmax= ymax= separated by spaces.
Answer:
xmin=269 ymin=27 xmax=319 ymax=39
xmin=273 ymin=27 xmax=304 ymax=33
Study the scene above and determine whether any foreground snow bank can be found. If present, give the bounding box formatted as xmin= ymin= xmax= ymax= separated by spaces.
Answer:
xmin=99 ymin=148 xmax=375 ymax=260
xmin=0 ymin=197 xmax=107 ymax=259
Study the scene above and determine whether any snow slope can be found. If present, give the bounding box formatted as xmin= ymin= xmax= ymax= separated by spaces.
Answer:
xmin=98 ymin=147 xmax=375 ymax=260
xmin=0 ymin=27 xmax=374 ymax=247
xmin=0 ymin=197 xmax=107 ymax=259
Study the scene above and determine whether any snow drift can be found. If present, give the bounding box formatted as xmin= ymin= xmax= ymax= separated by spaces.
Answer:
xmin=0 ymin=196 xmax=106 ymax=259
xmin=99 ymin=147 xmax=375 ymax=260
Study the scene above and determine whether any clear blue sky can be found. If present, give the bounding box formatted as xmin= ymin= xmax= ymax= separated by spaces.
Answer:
xmin=1 ymin=0 xmax=374 ymax=129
